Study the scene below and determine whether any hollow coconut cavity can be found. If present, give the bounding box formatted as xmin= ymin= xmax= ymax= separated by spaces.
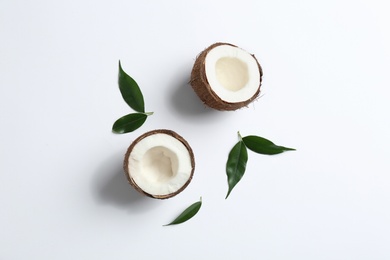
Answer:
xmin=124 ymin=129 xmax=195 ymax=199
xmin=190 ymin=42 xmax=263 ymax=111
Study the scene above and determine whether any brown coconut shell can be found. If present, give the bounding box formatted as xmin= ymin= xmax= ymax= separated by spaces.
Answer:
xmin=123 ymin=129 xmax=195 ymax=199
xmin=190 ymin=42 xmax=263 ymax=111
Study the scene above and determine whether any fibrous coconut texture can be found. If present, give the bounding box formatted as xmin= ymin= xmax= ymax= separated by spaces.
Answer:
xmin=190 ymin=42 xmax=263 ymax=111
xmin=124 ymin=129 xmax=195 ymax=199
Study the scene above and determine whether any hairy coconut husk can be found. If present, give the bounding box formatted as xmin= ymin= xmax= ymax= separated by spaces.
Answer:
xmin=123 ymin=129 xmax=195 ymax=199
xmin=190 ymin=42 xmax=263 ymax=111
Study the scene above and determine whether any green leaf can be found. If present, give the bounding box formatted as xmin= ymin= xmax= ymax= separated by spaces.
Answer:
xmin=226 ymin=140 xmax=248 ymax=199
xmin=112 ymin=113 xmax=147 ymax=134
xmin=242 ymin=135 xmax=295 ymax=155
xmin=118 ymin=61 xmax=145 ymax=113
xmin=164 ymin=197 xmax=202 ymax=226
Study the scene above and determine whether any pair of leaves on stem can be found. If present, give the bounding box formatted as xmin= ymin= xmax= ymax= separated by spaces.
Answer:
xmin=226 ymin=133 xmax=295 ymax=199
xmin=112 ymin=61 xmax=153 ymax=134
xmin=168 ymin=133 xmax=295 ymax=225
xmin=168 ymin=133 xmax=296 ymax=226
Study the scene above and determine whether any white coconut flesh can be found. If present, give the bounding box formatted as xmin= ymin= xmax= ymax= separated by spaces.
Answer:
xmin=126 ymin=133 xmax=193 ymax=196
xmin=205 ymin=44 xmax=261 ymax=103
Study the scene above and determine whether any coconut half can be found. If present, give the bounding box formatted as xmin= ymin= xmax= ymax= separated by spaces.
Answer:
xmin=190 ymin=42 xmax=263 ymax=111
xmin=124 ymin=129 xmax=195 ymax=199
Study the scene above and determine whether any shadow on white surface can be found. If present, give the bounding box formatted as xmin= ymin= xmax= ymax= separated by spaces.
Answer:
xmin=169 ymin=76 xmax=218 ymax=118
xmin=92 ymin=152 xmax=157 ymax=213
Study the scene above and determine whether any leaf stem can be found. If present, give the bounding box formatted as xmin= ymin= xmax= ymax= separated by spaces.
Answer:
xmin=145 ymin=111 xmax=154 ymax=116
xmin=237 ymin=131 xmax=243 ymax=141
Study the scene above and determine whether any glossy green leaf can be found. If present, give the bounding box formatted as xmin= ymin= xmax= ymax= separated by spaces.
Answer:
xmin=118 ymin=61 xmax=145 ymax=113
xmin=242 ymin=135 xmax=295 ymax=155
xmin=164 ymin=197 xmax=202 ymax=226
xmin=226 ymin=140 xmax=248 ymax=199
xmin=112 ymin=113 xmax=147 ymax=134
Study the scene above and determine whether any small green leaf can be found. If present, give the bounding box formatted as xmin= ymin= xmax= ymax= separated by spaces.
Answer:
xmin=118 ymin=61 xmax=145 ymax=113
xmin=164 ymin=197 xmax=202 ymax=226
xmin=242 ymin=135 xmax=295 ymax=155
xmin=112 ymin=113 xmax=147 ymax=134
xmin=226 ymin=140 xmax=248 ymax=199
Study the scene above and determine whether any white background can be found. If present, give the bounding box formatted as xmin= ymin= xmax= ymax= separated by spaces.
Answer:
xmin=1 ymin=0 xmax=390 ymax=259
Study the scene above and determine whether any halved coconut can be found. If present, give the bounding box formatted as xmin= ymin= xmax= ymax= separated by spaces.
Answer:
xmin=123 ymin=129 xmax=195 ymax=199
xmin=190 ymin=42 xmax=263 ymax=111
